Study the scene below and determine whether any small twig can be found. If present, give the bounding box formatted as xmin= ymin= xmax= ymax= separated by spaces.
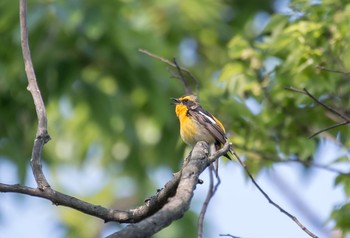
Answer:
xmin=232 ymin=150 xmax=319 ymax=238
xmin=173 ymin=58 xmax=192 ymax=95
xmin=139 ymin=49 xmax=177 ymax=68
xmin=219 ymin=234 xmax=243 ymax=238
xmin=240 ymin=147 xmax=350 ymax=176
xmin=285 ymin=87 xmax=350 ymax=137
xmin=262 ymin=156 xmax=350 ymax=176
xmin=302 ymin=88 xmax=350 ymax=121
xmin=284 ymin=86 xmax=307 ymax=94
xmin=20 ymin=0 xmax=51 ymax=190
xmin=316 ymin=65 xmax=350 ymax=75
xmin=309 ymin=121 xmax=350 ymax=139
xmin=197 ymin=164 xmax=221 ymax=238
xmin=138 ymin=48 xmax=199 ymax=95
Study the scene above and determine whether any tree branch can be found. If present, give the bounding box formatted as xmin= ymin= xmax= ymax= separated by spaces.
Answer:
xmin=302 ymin=88 xmax=350 ymax=122
xmin=197 ymin=164 xmax=221 ymax=238
xmin=0 ymin=141 xmax=230 ymax=233
xmin=0 ymin=171 xmax=179 ymax=223
xmin=285 ymin=87 xmax=350 ymax=137
xmin=138 ymin=48 xmax=199 ymax=95
xmin=308 ymin=121 xmax=350 ymax=139
xmin=238 ymin=146 xmax=350 ymax=176
xmin=232 ymin=150 xmax=319 ymax=238
xmin=19 ymin=0 xmax=51 ymax=190
xmin=106 ymin=141 xmax=230 ymax=238
xmin=316 ymin=65 xmax=350 ymax=75
xmin=219 ymin=234 xmax=243 ymax=238
xmin=0 ymin=165 xmax=184 ymax=224
xmin=173 ymin=57 xmax=193 ymax=95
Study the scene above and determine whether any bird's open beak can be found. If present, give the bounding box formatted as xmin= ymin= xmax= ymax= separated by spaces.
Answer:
xmin=170 ymin=98 xmax=180 ymax=105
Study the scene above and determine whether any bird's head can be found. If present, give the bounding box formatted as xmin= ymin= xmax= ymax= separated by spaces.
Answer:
xmin=171 ymin=95 xmax=199 ymax=117
xmin=171 ymin=95 xmax=198 ymax=107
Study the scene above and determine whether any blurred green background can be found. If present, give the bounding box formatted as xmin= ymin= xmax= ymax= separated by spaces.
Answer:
xmin=1 ymin=0 xmax=350 ymax=237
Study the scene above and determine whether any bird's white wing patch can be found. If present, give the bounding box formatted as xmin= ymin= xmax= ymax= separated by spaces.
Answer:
xmin=199 ymin=111 xmax=216 ymax=124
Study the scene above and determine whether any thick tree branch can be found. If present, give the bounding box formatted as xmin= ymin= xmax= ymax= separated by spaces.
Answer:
xmin=0 ymin=142 xmax=230 ymax=229
xmin=19 ymin=0 xmax=51 ymax=190
xmin=106 ymin=142 xmax=230 ymax=238
xmin=0 ymin=173 xmax=178 ymax=223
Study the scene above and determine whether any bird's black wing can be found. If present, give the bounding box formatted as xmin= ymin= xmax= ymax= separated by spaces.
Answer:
xmin=188 ymin=106 xmax=227 ymax=145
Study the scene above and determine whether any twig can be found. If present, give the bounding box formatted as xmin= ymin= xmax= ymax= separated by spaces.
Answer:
xmin=239 ymin=147 xmax=350 ymax=176
xmin=316 ymin=65 xmax=350 ymax=75
xmin=20 ymin=0 xmax=51 ymax=190
xmin=262 ymin=156 xmax=349 ymax=176
xmin=285 ymin=87 xmax=350 ymax=137
xmin=139 ymin=49 xmax=178 ymax=69
xmin=173 ymin=58 xmax=192 ymax=95
xmin=309 ymin=121 xmax=350 ymax=139
xmin=219 ymin=234 xmax=243 ymax=238
xmin=231 ymin=150 xmax=319 ymax=238
xmin=138 ymin=48 xmax=199 ymax=95
xmin=197 ymin=164 xmax=221 ymax=238
xmin=284 ymin=86 xmax=306 ymax=94
xmin=302 ymin=88 xmax=350 ymax=121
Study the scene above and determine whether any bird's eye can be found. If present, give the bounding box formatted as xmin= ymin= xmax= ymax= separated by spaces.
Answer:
xmin=183 ymin=99 xmax=189 ymax=103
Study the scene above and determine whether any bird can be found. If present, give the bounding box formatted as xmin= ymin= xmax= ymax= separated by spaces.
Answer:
xmin=171 ymin=95 xmax=231 ymax=159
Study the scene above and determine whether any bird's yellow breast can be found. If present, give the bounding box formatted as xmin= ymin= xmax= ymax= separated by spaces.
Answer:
xmin=175 ymin=104 xmax=216 ymax=145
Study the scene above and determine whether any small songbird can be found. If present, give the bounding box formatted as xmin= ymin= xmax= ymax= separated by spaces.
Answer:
xmin=171 ymin=95 xmax=230 ymax=158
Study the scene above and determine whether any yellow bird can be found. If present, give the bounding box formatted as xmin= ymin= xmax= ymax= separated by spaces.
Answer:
xmin=171 ymin=95 xmax=230 ymax=158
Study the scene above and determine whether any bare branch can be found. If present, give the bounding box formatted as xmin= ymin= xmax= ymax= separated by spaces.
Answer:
xmin=260 ymin=155 xmax=349 ymax=176
xmin=239 ymin=146 xmax=350 ymax=176
xmin=309 ymin=121 xmax=350 ymax=139
xmin=197 ymin=164 xmax=221 ymax=238
xmin=316 ymin=65 xmax=350 ymax=75
xmin=138 ymin=48 xmax=199 ymax=95
xmin=173 ymin=57 xmax=192 ymax=95
xmin=0 ymin=171 xmax=181 ymax=223
xmin=288 ymin=158 xmax=349 ymax=175
xmin=19 ymin=0 xmax=51 ymax=190
xmin=232 ymin=150 xmax=319 ymax=238
xmin=284 ymin=86 xmax=307 ymax=94
xmin=285 ymin=87 xmax=350 ymax=137
xmin=302 ymin=88 xmax=350 ymax=122
xmin=1 ymin=141 xmax=229 ymax=237
xmin=107 ymin=141 xmax=228 ymax=238
xmin=139 ymin=48 xmax=178 ymax=69
xmin=219 ymin=234 xmax=243 ymax=238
